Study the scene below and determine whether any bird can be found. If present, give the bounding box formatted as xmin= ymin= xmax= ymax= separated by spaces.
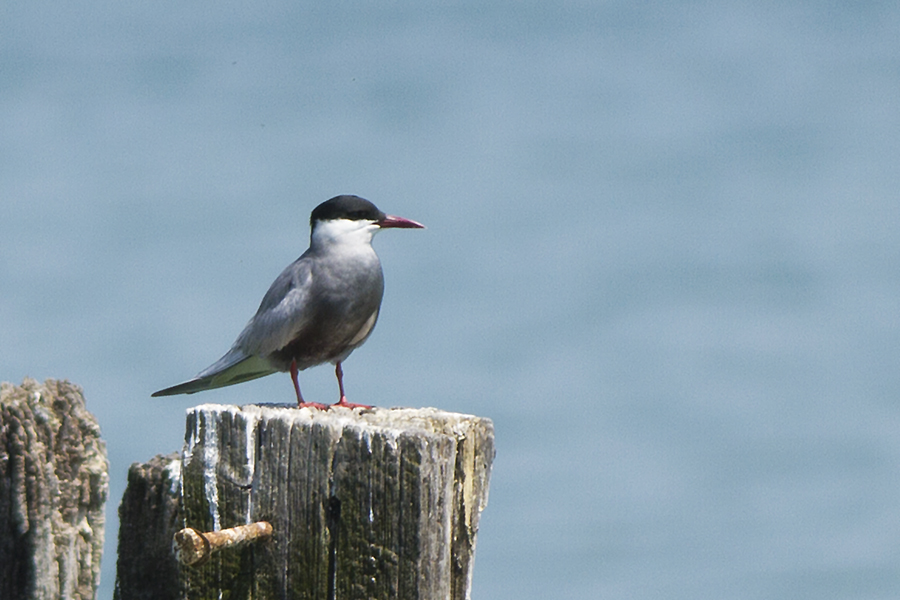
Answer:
xmin=152 ymin=195 xmax=424 ymax=409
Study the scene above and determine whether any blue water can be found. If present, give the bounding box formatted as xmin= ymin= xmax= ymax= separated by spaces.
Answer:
xmin=3 ymin=2 xmax=900 ymax=598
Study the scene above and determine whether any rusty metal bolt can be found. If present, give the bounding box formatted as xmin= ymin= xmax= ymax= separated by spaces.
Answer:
xmin=173 ymin=521 xmax=273 ymax=566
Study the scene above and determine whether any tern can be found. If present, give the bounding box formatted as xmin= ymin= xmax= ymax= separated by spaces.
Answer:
xmin=152 ymin=195 xmax=424 ymax=409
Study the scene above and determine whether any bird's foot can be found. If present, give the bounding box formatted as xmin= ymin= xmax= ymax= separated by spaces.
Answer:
xmin=298 ymin=401 xmax=330 ymax=410
xmin=331 ymin=396 xmax=371 ymax=410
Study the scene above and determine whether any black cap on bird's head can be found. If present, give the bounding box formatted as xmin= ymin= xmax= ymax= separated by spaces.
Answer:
xmin=310 ymin=195 xmax=424 ymax=230
xmin=310 ymin=195 xmax=383 ymax=226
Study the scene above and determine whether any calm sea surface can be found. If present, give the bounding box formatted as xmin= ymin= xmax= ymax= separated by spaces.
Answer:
xmin=3 ymin=3 xmax=900 ymax=598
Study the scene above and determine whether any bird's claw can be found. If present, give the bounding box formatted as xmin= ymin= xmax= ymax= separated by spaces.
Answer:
xmin=297 ymin=398 xmax=371 ymax=410
xmin=332 ymin=397 xmax=372 ymax=410
xmin=298 ymin=401 xmax=330 ymax=410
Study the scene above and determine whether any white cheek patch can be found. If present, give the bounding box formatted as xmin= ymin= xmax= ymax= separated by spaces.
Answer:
xmin=349 ymin=310 xmax=379 ymax=345
xmin=312 ymin=218 xmax=378 ymax=247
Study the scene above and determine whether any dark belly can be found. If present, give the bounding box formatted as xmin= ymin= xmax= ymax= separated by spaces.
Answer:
xmin=268 ymin=300 xmax=379 ymax=370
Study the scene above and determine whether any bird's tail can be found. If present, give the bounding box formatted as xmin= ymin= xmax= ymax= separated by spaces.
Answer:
xmin=151 ymin=349 xmax=277 ymax=397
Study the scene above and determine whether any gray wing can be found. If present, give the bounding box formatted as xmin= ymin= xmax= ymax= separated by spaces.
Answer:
xmin=152 ymin=255 xmax=314 ymax=397
xmin=234 ymin=254 xmax=315 ymax=357
xmin=151 ymin=348 xmax=275 ymax=396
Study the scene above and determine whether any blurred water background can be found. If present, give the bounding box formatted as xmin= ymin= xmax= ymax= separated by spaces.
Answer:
xmin=3 ymin=2 xmax=900 ymax=598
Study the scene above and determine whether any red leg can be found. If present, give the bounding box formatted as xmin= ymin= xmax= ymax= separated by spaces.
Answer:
xmin=291 ymin=358 xmax=328 ymax=410
xmin=331 ymin=362 xmax=371 ymax=409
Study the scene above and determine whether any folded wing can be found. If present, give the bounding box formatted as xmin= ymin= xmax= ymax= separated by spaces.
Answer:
xmin=152 ymin=255 xmax=314 ymax=397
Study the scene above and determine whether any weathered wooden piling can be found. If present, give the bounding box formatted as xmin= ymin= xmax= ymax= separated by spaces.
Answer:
xmin=115 ymin=403 xmax=494 ymax=600
xmin=0 ymin=378 xmax=109 ymax=600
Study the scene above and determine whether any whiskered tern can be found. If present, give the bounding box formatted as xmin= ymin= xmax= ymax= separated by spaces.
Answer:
xmin=152 ymin=195 xmax=424 ymax=408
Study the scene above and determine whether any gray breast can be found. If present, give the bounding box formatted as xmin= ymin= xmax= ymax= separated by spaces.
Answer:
xmin=267 ymin=252 xmax=384 ymax=370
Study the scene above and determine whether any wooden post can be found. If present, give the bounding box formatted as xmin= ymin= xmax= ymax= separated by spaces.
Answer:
xmin=114 ymin=452 xmax=184 ymax=600
xmin=0 ymin=378 xmax=109 ymax=600
xmin=115 ymin=403 xmax=494 ymax=600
